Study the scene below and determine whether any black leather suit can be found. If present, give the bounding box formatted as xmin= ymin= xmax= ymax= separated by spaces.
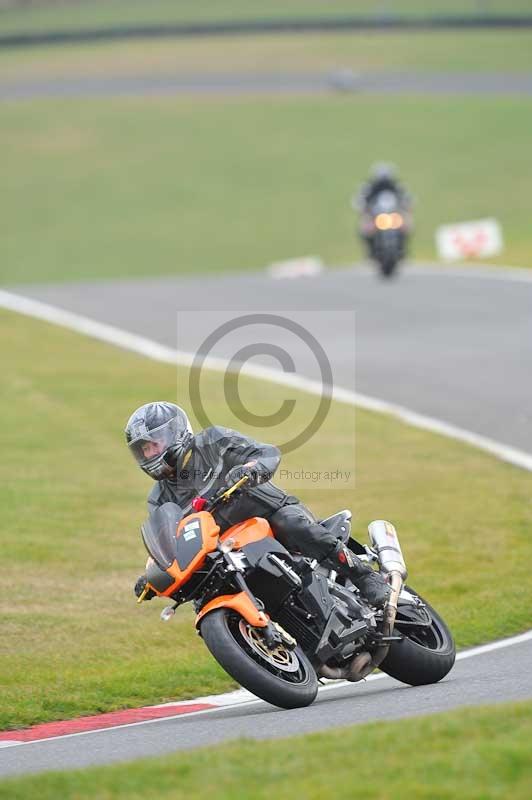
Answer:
xmin=147 ymin=425 xmax=340 ymax=562
xmin=359 ymin=176 xmax=411 ymax=208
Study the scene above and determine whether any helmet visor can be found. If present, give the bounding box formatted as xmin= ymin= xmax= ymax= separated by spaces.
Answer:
xmin=128 ymin=417 xmax=179 ymax=470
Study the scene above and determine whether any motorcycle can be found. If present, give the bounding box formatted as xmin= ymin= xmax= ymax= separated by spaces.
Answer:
xmin=137 ymin=477 xmax=455 ymax=709
xmin=359 ymin=189 xmax=412 ymax=278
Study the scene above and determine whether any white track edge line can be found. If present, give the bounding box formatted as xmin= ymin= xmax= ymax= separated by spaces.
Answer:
xmin=454 ymin=629 xmax=532 ymax=660
xmin=0 ymin=289 xmax=531 ymax=472
xmin=5 ymin=630 xmax=532 ymax=749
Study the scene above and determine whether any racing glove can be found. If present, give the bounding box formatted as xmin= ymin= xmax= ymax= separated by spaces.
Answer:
xmin=134 ymin=574 xmax=155 ymax=601
xmin=225 ymin=460 xmax=265 ymax=488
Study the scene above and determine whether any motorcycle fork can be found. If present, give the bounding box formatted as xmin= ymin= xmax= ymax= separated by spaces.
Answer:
xmin=232 ymin=570 xmax=265 ymax=612
xmin=231 ymin=570 xmax=284 ymax=650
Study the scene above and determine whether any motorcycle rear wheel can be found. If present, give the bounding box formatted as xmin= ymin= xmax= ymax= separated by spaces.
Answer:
xmin=379 ymin=588 xmax=456 ymax=686
xmin=200 ymin=609 xmax=318 ymax=709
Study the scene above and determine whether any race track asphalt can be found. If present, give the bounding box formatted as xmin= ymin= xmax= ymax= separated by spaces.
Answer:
xmin=13 ymin=262 xmax=532 ymax=454
xmin=2 ymin=71 xmax=532 ymax=100
xmin=1 ymin=261 xmax=531 ymax=777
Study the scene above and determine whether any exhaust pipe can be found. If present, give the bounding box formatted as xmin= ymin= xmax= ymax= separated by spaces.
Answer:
xmin=368 ymin=520 xmax=407 ymax=581
xmin=319 ymin=651 xmax=374 ymax=682
xmin=319 ymin=521 xmax=407 ymax=683
xmin=366 ymin=520 xmax=407 ymax=671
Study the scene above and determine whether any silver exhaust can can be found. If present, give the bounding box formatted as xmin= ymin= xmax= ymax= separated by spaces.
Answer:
xmin=368 ymin=520 xmax=407 ymax=579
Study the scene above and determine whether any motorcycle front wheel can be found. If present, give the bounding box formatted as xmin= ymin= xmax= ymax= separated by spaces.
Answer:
xmin=200 ymin=609 xmax=318 ymax=709
xmin=379 ymin=587 xmax=456 ymax=685
xmin=379 ymin=257 xmax=398 ymax=278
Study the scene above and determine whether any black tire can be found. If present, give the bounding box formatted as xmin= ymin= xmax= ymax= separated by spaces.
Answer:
xmin=379 ymin=588 xmax=456 ymax=686
xmin=379 ymin=258 xmax=398 ymax=278
xmin=200 ymin=609 xmax=318 ymax=709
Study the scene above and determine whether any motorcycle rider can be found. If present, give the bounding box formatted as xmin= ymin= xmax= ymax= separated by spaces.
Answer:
xmin=355 ymin=162 xmax=411 ymax=214
xmin=127 ymin=402 xmax=390 ymax=609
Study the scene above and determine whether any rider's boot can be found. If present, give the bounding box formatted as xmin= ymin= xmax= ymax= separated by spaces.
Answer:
xmin=325 ymin=542 xmax=390 ymax=609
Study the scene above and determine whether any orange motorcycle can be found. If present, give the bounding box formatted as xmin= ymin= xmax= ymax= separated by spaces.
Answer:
xmin=137 ymin=477 xmax=455 ymax=709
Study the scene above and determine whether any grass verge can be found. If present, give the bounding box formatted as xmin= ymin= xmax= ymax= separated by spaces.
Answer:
xmin=1 ymin=700 xmax=531 ymax=798
xmin=1 ymin=0 xmax=531 ymax=35
xmin=1 ymin=308 xmax=531 ymax=729
xmin=3 ymin=30 xmax=532 ymax=80
xmin=3 ymin=94 xmax=532 ymax=286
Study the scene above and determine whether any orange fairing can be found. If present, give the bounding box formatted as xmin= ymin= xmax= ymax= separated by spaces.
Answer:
xmin=219 ymin=516 xmax=274 ymax=548
xmin=157 ymin=511 xmax=220 ymax=597
xmin=196 ymin=591 xmax=269 ymax=629
xmin=177 ymin=510 xmax=220 ymax=545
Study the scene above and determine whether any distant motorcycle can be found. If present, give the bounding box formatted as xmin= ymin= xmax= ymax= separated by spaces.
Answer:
xmin=137 ymin=477 xmax=455 ymax=709
xmin=359 ymin=189 xmax=412 ymax=278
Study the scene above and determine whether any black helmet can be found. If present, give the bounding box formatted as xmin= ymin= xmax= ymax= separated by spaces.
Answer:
xmin=125 ymin=402 xmax=193 ymax=481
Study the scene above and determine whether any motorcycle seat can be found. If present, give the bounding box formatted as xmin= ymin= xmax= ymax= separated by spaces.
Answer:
xmin=320 ymin=510 xmax=352 ymax=542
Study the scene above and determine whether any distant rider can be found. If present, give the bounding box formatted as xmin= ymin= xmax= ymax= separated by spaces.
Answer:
xmin=126 ymin=402 xmax=390 ymax=608
xmin=355 ymin=162 xmax=412 ymax=214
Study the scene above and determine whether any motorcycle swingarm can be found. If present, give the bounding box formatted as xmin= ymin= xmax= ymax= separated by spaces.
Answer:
xmin=395 ymin=604 xmax=432 ymax=628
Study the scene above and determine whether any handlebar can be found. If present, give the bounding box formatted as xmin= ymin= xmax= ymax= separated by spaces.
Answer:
xmin=221 ymin=475 xmax=249 ymax=500
xmin=198 ymin=475 xmax=250 ymax=513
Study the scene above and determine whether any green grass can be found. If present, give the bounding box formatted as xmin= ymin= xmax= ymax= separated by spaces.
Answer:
xmin=2 ymin=30 xmax=532 ymax=80
xmin=1 ymin=308 xmax=531 ymax=729
xmin=2 ymin=0 xmax=531 ymax=35
xmin=1 ymin=700 xmax=532 ymax=799
xmin=2 ymin=94 xmax=532 ymax=287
